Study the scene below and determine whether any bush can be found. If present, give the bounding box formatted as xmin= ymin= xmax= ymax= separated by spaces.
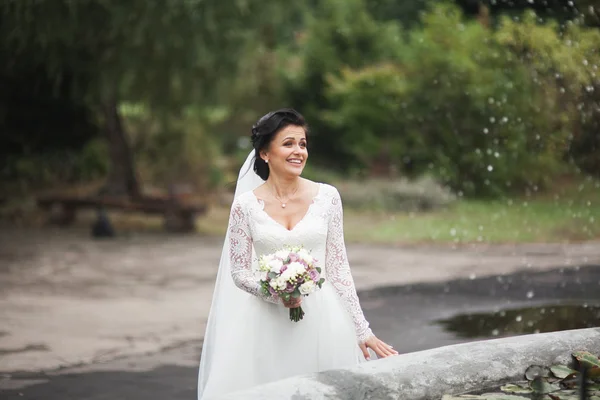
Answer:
xmin=123 ymin=106 xmax=222 ymax=193
xmin=322 ymin=3 xmax=600 ymax=197
xmin=324 ymin=64 xmax=409 ymax=176
xmin=336 ymin=177 xmax=456 ymax=212
xmin=495 ymin=12 xmax=600 ymax=179
xmin=398 ymin=4 xmax=567 ymax=197
xmin=0 ymin=138 xmax=109 ymax=196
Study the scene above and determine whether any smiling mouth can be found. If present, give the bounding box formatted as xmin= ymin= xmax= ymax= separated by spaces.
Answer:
xmin=287 ymin=159 xmax=303 ymax=165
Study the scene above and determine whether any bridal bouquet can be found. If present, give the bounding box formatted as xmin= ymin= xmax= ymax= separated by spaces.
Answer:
xmin=258 ymin=245 xmax=325 ymax=322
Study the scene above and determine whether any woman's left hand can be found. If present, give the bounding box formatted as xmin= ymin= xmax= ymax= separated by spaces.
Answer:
xmin=359 ymin=336 xmax=398 ymax=360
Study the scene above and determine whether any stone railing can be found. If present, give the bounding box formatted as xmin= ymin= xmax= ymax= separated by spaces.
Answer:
xmin=214 ymin=328 xmax=600 ymax=399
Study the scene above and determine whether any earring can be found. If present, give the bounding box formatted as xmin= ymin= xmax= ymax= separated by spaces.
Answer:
xmin=265 ymin=159 xmax=269 ymax=163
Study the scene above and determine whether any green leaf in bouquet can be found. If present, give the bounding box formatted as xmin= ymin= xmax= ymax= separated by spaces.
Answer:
xmin=268 ymin=272 xmax=278 ymax=279
xmin=318 ymin=278 xmax=325 ymax=286
xmin=282 ymin=293 xmax=291 ymax=301
xmin=572 ymin=351 xmax=600 ymax=369
xmin=550 ymin=365 xmax=578 ymax=379
xmin=316 ymin=267 xmax=322 ymax=273
xmin=292 ymin=289 xmax=302 ymax=298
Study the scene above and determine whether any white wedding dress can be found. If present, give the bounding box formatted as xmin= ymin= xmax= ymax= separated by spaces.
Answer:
xmin=198 ymin=182 xmax=373 ymax=399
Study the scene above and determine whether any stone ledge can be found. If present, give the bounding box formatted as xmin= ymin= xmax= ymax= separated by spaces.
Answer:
xmin=213 ymin=328 xmax=600 ymax=400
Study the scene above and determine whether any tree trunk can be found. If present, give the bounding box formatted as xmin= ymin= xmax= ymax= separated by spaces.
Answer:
xmin=101 ymin=95 xmax=141 ymax=199
xmin=477 ymin=3 xmax=490 ymax=28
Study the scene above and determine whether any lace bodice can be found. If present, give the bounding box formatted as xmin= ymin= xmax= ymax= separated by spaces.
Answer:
xmin=227 ymin=183 xmax=374 ymax=343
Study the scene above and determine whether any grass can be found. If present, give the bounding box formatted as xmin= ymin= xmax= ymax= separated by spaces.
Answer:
xmin=195 ymin=176 xmax=600 ymax=244
xmin=343 ymin=177 xmax=600 ymax=244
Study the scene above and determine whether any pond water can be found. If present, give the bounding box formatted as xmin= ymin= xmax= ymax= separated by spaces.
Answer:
xmin=361 ymin=265 xmax=600 ymax=354
xmin=436 ymin=303 xmax=600 ymax=338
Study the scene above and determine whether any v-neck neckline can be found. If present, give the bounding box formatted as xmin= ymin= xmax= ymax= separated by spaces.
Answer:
xmin=252 ymin=183 xmax=322 ymax=232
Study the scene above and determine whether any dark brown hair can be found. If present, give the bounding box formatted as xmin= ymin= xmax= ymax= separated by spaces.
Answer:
xmin=251 ymin=108 xmax=309 ymax=180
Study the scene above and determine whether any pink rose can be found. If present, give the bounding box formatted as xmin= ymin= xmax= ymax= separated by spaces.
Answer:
xmin=309 ymin=269 xmax=320 ymax=282
xmin=285 ymin=282 xmax=296 ymax=293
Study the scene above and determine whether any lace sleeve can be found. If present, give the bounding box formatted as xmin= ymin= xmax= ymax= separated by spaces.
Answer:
xmin=325 ymin=188 xmax=374 ymax=343
xmin=229 ymin=199 xmax=279 ymax=304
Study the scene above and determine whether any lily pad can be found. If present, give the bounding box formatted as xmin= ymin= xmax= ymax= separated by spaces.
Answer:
xmin=530 ymin=377 xmax=560 ymax=394
xmin=525 ymin=365 xmax=550 ymax=381
xmin=478 ymin=394 xmax=536 ymax=400
xmin=572 ymin=351 xmax=600 ymax=369
xmin=560 ymin=377 xmax=578 ymax=389
xmin=548 ymin=394 xmax=580 ymax=400
xmin=442 ymin=394 xmax=532 ymax=400
xmin=589 ymin=367 xmax=600 ymax=379
xmin=550 ymin=365 xmax=578 ymax=379
xmin=500 ymin=383 xmax=532 ymax=394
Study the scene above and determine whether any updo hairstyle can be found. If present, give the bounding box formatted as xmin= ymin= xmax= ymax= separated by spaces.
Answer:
xmin=251 ymin=108 xmax=309 ymax=180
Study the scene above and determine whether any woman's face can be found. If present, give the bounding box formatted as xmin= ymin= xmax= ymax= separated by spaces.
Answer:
xmin=261 ymin=124 xmax=308 ymax=179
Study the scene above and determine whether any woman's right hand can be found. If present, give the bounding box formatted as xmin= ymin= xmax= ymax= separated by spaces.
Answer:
xmin=281 ymin=296 xmax=302 ymax=308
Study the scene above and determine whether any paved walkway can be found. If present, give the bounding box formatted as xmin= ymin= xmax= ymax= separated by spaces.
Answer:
xmin=0 ymin=226 xmax=599 ymax=376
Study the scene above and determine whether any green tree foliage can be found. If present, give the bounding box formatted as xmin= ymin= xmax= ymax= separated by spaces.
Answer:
xmin=322 ymin=3 xmax=600 ymax=196
xmin=280 ymin=0 xmax=402 ymax=168
xmin=211 ymin=1 xmax=309 ymax=153
xmin=324 ymin=64 xmax=409 ymax=176
xmin=495 ymin=11 xmax=600 ymax=177
xmin=364 ymin=0 xmax=429 ymax=27
xmin=2 ymin=0 xmax=249 ymax=108
xmin=2 ymin=0 xmax=598 ymax=200
xmin=0 ymin=0 xmax=257 ymax=195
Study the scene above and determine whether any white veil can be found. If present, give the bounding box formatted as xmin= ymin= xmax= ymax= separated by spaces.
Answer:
xmin=197 ymin=150 xmax=264 ymax=398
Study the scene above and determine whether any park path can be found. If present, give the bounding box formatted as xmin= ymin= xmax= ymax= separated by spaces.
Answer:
xmin=1 ymin=226 xmax=599 ymax=373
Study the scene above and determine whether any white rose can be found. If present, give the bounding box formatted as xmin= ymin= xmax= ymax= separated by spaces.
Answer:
xmin=275 ymin=277 xmax=287 ymax=290
xmin=261 ymin=269 xmax=270 ymax=281
xmin=268 ymin=259 xmax=284 ymax=274
xmin=259 ymin=254 xmax=273 ymax=271
xmin=275 ymin=250 xmax=289 ymax=260
xmin=299 ymin=281 xmax=315 ymax=295
xmin=288 ymin=262 xmax=306 ymax=276
xmin=280 ymin=268 xmax=294 ymax=282
xmin=297 ymin=249 xmax=313 ymax=264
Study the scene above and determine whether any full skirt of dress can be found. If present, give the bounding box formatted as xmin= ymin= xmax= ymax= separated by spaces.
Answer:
xmin=200 ymin=281 xmax=364 ymax=399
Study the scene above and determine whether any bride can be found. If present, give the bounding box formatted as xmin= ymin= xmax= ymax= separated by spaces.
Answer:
xmin=197 ymin=108 xmax=397 ymax=399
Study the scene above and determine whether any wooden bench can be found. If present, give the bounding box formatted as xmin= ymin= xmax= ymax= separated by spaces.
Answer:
xmin=37 ymin=194 xmax=207 ymax=232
